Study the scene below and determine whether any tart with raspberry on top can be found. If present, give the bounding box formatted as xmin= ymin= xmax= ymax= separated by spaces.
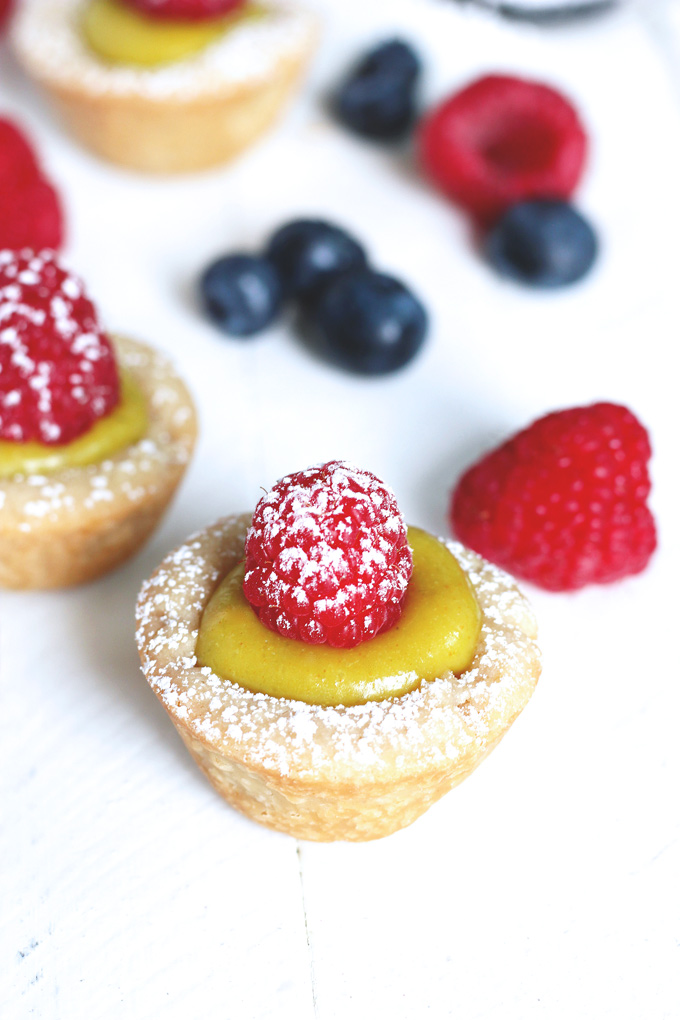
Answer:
xmin=0 ymin=250 xmax=196 ymax=589
xmin=11 ymin=0 xmax=317 ymax=173
xmin=136 ymin=461 xmax=541 ymax=841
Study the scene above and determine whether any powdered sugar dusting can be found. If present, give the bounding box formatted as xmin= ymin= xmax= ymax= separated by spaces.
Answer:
xmin=136 ymin=515 xmax=541 ymax=783
xmin=13 ymin=0 xmax=317 ymax=101
xmin=0 ymin=249 xmax=118 ymax=444
xmin=244 ymin=461 xmax=413 ymax=646
xmin=0 ymin=335 xmax=195 ymax=530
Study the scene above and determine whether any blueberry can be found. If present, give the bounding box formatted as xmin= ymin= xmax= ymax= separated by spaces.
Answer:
xmin=333 ymin=39 xmax=422 ymax=142
xmin=200 ymin=254 xmax=283 ymax=336
xmin=486 ymin=200 xmax=598 ymax=287
xmin=266 ymin=219 xmax=368 ymax=301
xmin=313 ymin=269 xmax=428 ymax=375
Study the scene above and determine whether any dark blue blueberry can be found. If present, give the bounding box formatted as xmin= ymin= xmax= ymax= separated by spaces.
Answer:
xmin=200 ymin=254 xmax=283 ymax=336
xmin=485 ymin=200 xmax=598 ymax=287
xmin=266 ymin=219 xmax=368 ymax=301
xmin=313 ymin=269 xmax=428 ymax=375
xmin=333 ymin=39 xmax=422 ymax=142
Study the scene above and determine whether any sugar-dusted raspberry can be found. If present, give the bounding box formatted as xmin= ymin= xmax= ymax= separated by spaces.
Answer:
xmin=244 ymin=461 xmax=413 ymax=648
xmin=419 ymin=74 xmax=587 ymax=225
xmin=0 ymin=118 xmax=65 ymax=251
xmin=451 ymin=403 xmax=656 ymax=591
xmin=121 ymin=0 xmax=245 ymax=21
xmin=0 ymin=250 xmax=120 ymax=445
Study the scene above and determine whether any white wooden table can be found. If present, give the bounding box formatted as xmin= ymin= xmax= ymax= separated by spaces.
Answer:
xmin=2 ymin=2 xmax=679 ymax=1016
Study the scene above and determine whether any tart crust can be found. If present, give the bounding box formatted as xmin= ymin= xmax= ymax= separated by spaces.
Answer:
xmin=0 ymin=336 xmax=197 ymax=589
xmin=11 ymin=0 xmax=318 ymax=173
xmin=136 ymin=515 xmax=541 ymax=842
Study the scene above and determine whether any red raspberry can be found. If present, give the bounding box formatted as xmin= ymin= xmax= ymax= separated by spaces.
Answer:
xmin=0 ymin=119 xmax=65 ymax=251
xmin=244 ymin=461 xmax=413 ymax=648
xmin=0 ymin=119 xmax=38 ymax=186
xmin=0 ymin=180 xmax=65 ymax=253
xmin=0 ymin=0 xmax=13 ymax=32
xmin=0 ymin=250 xmax=120 ymax=445
xmin=419 ymin=74 xmax=587 ymax=225
xmin=121 ymin=0 xmax=245 ymax=21
xmin=451 ymin=403 xmax=656 ymax=591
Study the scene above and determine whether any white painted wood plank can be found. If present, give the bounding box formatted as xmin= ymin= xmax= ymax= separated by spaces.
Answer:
xmin=299 ymin=570 xmax=679 ymax=1019
xmin=0 ymin=556 xmax=315 ymax=1020
xmin=291 ymin=4 xmax=680 ymax=1019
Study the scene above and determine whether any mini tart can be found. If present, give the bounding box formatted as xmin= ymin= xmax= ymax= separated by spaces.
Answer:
xmin=136 ymin=514 xmax=541 ymax=842
xmin=11 ymin=0 xmax=318 ymax=173
xmin=0 ymin=336 xmax=196 ymax=589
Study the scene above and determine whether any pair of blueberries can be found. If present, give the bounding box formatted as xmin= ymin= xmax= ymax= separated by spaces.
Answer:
xmin=200 ymin=219 xmax=428 ymax=376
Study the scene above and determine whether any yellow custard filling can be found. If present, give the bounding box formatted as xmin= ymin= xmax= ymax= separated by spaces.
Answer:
xmin=196 ymin=526 xmax=482 ymax=707
xmin=0 ymin=374 xmax=148 ymax=478
xmin=82 ymin=0 xmax=262 ymax=68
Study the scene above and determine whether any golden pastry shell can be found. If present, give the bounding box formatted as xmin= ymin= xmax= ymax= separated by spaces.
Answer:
xmin=11 ymin=0 xmax=319 ymax=173
xmin=136 ymin=514 xmax=542 ymax=841
xmin=0 ymin=336 xmax=197 ymax=589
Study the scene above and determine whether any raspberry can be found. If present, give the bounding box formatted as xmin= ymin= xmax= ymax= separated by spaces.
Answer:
xmin=0 ymin=119 xmax=39 ymax=186
xmin=451 ymin=403 xmax=656 ymax=591
xmin=0 ymin=0 xmax=13 ymax=32
xmin=0 ymin=250 xmax=120 ymax=445
xmin=0 ymin=180 xmax=65 ymax=253
xmin=419 ymin=74 xmax=587 ymax=225
xmin=0 ymin=119 xmax=65 ymax=251
xmin=121 ymin=0 xmax=245 ymax=21
xmin=244 ymin=461 xmax=413 ymax=648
